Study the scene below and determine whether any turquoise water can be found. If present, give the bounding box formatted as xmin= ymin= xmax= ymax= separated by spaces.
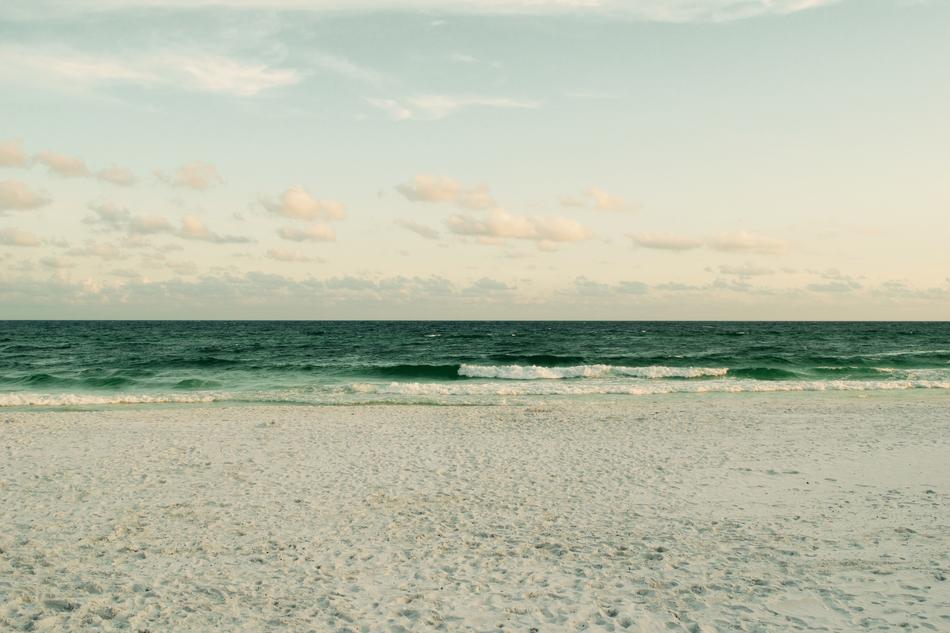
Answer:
xmin=1 ymin=321 xmax=948 ymax=406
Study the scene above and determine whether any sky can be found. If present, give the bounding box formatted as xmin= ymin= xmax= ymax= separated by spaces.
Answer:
xmin=1 ymin=0 xmax=949 ymax=319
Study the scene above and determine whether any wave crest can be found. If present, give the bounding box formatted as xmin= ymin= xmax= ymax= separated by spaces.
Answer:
xmin=457 ymin=364 xmax=729 ymax=380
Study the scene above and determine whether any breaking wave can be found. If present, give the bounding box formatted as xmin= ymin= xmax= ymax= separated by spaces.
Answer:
xmin=346 ymin=379 xmax=950 ymax=397
xmin=3 ymin=378 xmax=948 ymax=407
xmin=0 ymin=393 xmax=222 ymax=407
xmin=457 ymin=364 xmax=729 ymax=380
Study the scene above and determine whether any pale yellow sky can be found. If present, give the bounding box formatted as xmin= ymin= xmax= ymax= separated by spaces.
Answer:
xmin=1 ymin=0 xmax=949 ymax=318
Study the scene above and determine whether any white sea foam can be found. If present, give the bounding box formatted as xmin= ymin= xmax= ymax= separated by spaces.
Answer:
xmin=346 ymin=379 xmax=950 ymax=397
xmin=4 ymin=377 xmax=949 ymax=407
xmin=0 ymin=392 xmax=221 ymax=407
xmin=458 ymin=364 xmax=729 ymax=380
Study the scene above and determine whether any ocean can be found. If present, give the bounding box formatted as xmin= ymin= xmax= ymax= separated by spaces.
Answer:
xmin=1 ymin=321 xmax=948 ymax=407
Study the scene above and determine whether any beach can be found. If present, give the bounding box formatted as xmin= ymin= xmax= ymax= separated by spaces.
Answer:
xmin=2 ymin=393 xmax=948 ymax=631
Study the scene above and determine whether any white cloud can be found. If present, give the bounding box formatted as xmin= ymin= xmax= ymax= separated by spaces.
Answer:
xmin=278 ymin=224 xmax=336 ymax=242
xmin=0 ymin=140 xmax=29 ymax=168
xmin=396 ymin=174 xmax=495 ymax=210
xmin=97 ymin=165 xmax=136 ymax=186
xmin=35 ymin=151 xmax=90 ymax=177
xmin=395 ymin=218 xmax=440 ymax=240
xmin=447 ymin=208 xmax=591 ymax=247
xmin=0 ymin=180 xmax=51 ymax=211
xmin=262 ymin=186 xmax=346 ymax=221
xmin=157 ymin=161 xmax=222 ymax=190
xmin=630 ymin=232 xmax=702 ymax=251
xmin=0 ymin=227 xmax=42 ymax=247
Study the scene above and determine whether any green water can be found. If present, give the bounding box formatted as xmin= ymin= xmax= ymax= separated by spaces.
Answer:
xmin=1 ymin=321 xmax=948 ymax=406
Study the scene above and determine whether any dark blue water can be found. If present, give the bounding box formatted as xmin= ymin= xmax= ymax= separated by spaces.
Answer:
xmin=1 ymin=321 xmax=948 ymax=406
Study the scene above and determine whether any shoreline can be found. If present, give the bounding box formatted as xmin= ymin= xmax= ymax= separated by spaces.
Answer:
xmin=2 ymin=386 xmax=948 ymax=414
xmin=2 ymin=396 xmax=949 ymax=631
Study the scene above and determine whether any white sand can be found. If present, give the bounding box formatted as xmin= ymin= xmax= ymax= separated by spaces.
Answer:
xmin=1 ymin=393 xmax=949 ymax=632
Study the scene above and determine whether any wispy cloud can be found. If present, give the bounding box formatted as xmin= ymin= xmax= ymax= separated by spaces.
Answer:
xmin=807 ymin=280 xmax=861 ymax=293
xmin=368 ymin=95 xmax=539 ymax=120
xmin=395 ymin=218 xmax=440 ymax=240
xmin=630 ymin=230 xmax=787 ymax=254
xmin=159 ymin=53 xmax=300 ymax=96
xmin=561 ymin=187 xmax=636 ymax=212
xmin=629 ymin=232 xmax=703 ymax=251
xmin=313 ymin=53 xmax=385 ymax=85
xmin=364 ymin=98 xmax=413 ymax=121
xmin=277 ymin=224 xmax=336 ymax=242
xmin=718 ymin=263 xmax=774 ymax=277
xmin=707 ymin=231 xmax=787 ymax=255
xmin=0 ymin=47 xmax=300 ymax=97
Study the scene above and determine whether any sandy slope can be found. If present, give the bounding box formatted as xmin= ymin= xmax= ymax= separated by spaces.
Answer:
xmin=1 ymin=393 xmax=948 ymax=632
